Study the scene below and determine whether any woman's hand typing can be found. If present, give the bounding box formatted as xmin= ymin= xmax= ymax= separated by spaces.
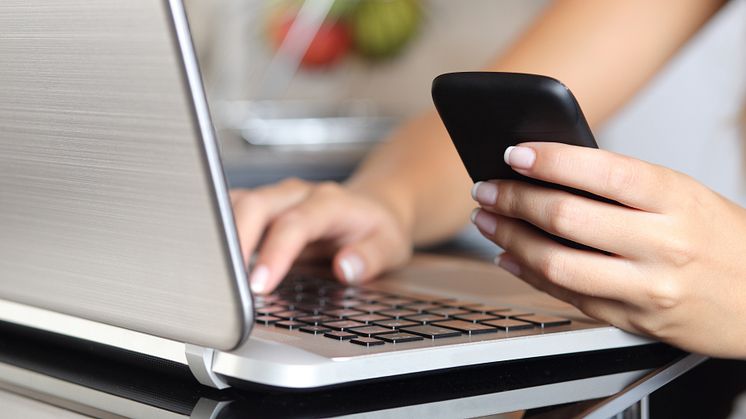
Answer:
xmin=231 ymin=178 xmax=413 ymax=295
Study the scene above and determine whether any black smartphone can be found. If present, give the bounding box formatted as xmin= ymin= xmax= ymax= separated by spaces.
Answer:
xmin=432 ymin=72 xmax=605 ymax=250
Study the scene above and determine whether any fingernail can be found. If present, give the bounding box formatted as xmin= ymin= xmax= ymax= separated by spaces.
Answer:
xmin=472 ymin=209 xmax=497 ymax=235
xmin=249 ymin=265 xmax=270 ymax=294
xmin=504 ymin=146 xmax=536 ymax=170
xmin=471 ymin=181 xmax=498 ymax=205
xmin=470 ymin=208 xmax=479 ymax=223
xmin=339 ymin=254 xmax=365 ymax=284
xmin=497 ymin=257 xmax=522 ymax=277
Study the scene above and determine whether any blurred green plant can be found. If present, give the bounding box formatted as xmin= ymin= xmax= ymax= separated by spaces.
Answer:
xmin=265 ymin=0 xmax=422 ymax=69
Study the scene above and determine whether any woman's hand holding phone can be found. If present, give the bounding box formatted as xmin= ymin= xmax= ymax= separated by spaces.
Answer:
xmin=471 ymin=141 xmax=746 ymax=358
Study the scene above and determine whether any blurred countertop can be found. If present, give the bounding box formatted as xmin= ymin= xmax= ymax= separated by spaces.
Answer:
xmin=218 ymin=128 xmax=370 ymax=188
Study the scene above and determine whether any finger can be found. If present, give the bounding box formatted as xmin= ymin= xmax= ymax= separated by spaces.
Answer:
xmin=476 ymin=180 xmax=658 ymax=257
xmin=498 ymin=253 xmax=636 ymax=331
xmin=231 ymin=178 xmax=312 ymax=263
xmin=333 ymin=230 xmax=412 ymax=286
xmin=496 ymin=252 xmax=584 ymax=307
xmin=505 ymin=142 xmax=681 ymax=212
xmin=472 ymin=209 xmax=644 ymax=302
xmin=249 ymin=190 xmax=346 ymax=294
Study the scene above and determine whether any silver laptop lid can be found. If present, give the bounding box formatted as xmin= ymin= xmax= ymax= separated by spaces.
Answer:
xmin=0 ymin=0 xmax=252 ymax=350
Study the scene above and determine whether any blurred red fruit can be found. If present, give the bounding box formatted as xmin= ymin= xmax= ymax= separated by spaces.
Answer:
xmin=272 ymin=17 xmax=352 ymax=68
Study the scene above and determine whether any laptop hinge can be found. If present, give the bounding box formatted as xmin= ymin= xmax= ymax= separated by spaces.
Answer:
xmin=184 ymin=344 xmax=230 ymax=389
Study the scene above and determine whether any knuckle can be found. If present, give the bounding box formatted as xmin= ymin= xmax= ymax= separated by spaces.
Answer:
xmin=628 ymin=314 xmax=667 ymax=338
xmin=660 ymin=235 xmax=697 ymax=268
xmin=314 ymin=181 xmax=343 ymax=196
xmin=234 ymin=192 xmax=263 ymax=213
xmin=602 ymin=160 xmax=638 ymax=196
xmin=542 ymin=148 xmax=565 ymax=173
xmin=575 ymin=299 xmax=601 ymax=320
xmin=492 ymin=217 xmax=514 ymax=248
xmin=273 ymin=209 xmax=305 ymax=230
xmin=645 ymin=277 xmax=684 ymax=311
xmin=538 ymin=251 xmax=567 ymax=284
xmin=280 ymin=177 xmax=308 ymax=190
xmin=495 ymin=182 xmax=518 ymax=214
xmin=546 ymin=198 xmax=577 ymax=236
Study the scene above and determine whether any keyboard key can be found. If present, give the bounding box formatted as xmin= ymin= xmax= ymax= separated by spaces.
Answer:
xmin=297 ymin=315 xmax=336 ymax=325
xmin=324 ymin=331 xmax=357 ymax=340
xmin=350 ymin=337 xmax=386 ymax=347
xmin=453 ymin=313 xmax=502 ymax=323
xmin=481 ymin=319 xmax=535 ymax=332
xmin=499 ymin=310 xmax=535 ymax=318
xmin=426 ymin=307 xmax=470 ymax=318
xmin=293 ymin=304 xmax=325 ymax=314
xmin=514 ymin=315 xmax=571 ymax=327
xmin=348 ymin=313 xmax=391 ymax=324
xmin=300 ymin=325 xmax=331 ymax=335
xmin=428 ymin=297 xmax=456 ymax=304
xmin=470 ymin=305 xmax=511 ymax=314
xmin=330 ymin=299 xmax=363 ymax=308
xmin=374 ymin=319 xmax=419 ymax=329
xmin=275 ymin=310 xmax=310 ymax=320
xmin=441 ymin=300 xmax=483 ymax=309
xmin=402 ymin=302 xmax=441 ymax=312
xmin=255 ymin=315 xmax=281 ymax=325
xmin=375 ymin=332 xmax=425 ymax=343
xmin=377 ymin=297 xmax=417 ymax=307
xmin=404 ymin=314 xmax=447 ymax=324
xmin=273 ymin=299 xmax=295 ymax=309
xmin=323 ymin=308 xmax=364 ymax=318
xmin=256 ymin=306 xmax=285 ymax=315
xmin=275 ymin=320 xmax=305 ymax=330
xmin=376 ymin=308 xmax=417 ymax=319
xmin=356 ymin=293 xmax=389 ymax=303
xmin=355 ymin=304 xmax=390 ymax=313
xmin=292 ymin=292 xmax=322 ymax=302
xmin=433 ymin=320 xmax=498 ymax=335
xmin=328 ymin=288 xmax=363 ymax=298
xmin=323 ymin=320 xmax=367 ymax=331
xmin=400 ymin=325 xmax=462 ymax=339
xmin=348 ymin=326 xmax=394 ymax=337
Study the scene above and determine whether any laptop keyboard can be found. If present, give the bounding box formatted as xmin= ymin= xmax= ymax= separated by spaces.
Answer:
xmin=254 ymin=275 xmax=572 ymax=347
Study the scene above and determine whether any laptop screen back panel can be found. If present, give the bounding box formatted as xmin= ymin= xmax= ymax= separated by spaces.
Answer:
xmin=0 ymin=0 xmax=252 ymax=350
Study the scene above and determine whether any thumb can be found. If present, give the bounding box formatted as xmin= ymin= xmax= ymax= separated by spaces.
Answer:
xmin=332 ymin=232 xmax=410 ymax=285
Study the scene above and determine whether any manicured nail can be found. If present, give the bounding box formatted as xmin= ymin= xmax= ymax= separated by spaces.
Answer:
xmin=249 ymin=265 xmax=270 ymax=294
xmin=339 ymin=254 xmax=365 ymax=284
xmin=470 ymin=208 xmax=479 ymax=223
xmin=504 ymin=146 xmax=536 ymax=170
xmin=471 ymin=181 xmax=498 ymax=205
xmin=497 ymin=257 xmax=522 ymax=277
xmin=472 ymin=209 xmax=497 ymax=235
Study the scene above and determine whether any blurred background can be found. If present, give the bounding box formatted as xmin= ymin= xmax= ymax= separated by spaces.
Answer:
xmin=184 ymin=0 xmax=548 ymax=187
xmin=182 ymin=0 xmax=745 ymax=208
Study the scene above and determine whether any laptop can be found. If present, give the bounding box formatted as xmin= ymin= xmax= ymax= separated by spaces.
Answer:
xmin=0 ymin=0 xmax=651 ymax=390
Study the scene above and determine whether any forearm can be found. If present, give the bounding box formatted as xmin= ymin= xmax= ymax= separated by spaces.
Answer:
xmin=495 ymin=0 xmax=724 ymax=127
xmin=346 ymin=111 xmax=468 ymax=246
xmin=347 ymin=0 xmax=724 ymax=247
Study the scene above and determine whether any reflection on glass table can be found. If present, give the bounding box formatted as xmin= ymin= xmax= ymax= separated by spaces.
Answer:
xmin=0 ymin=321 xmax=702 ymax=419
